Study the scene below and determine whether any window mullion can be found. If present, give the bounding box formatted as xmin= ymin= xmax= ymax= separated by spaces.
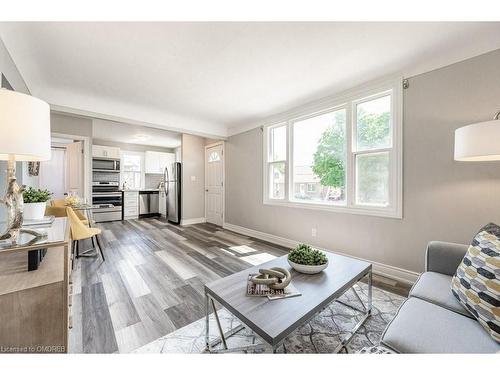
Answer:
xmin=346 ymin=101 xmax=354 ymax=208
xmin=352 ymin=147 xmax=392 ymax=156
xmin=286 ymin=121 xmax=292 ymax=202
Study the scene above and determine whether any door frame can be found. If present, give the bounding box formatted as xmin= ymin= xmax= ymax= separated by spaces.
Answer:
xmin=51 ymin=132 xmax=91 ymax=201
xmin=204 ymin=141 xmax=225 ymax=226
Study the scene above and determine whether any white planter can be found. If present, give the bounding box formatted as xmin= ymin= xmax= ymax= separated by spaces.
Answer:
xmin=288 ymin=259 xmax=329 ymax=274
xmin=23 ymin=202 xmax=47 ymax=221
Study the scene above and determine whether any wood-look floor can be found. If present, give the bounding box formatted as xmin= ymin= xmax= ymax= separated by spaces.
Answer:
xmin=70 ymin=218 xmax=411 ymax=353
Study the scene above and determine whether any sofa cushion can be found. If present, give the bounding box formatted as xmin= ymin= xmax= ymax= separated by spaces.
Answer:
xmin=451 ymin=222 xmax=500 ymax=343
xmin=381 ymin=298 xmax=499 ymax=353
xmin=410 ymin=272 xmax=473 ymax=318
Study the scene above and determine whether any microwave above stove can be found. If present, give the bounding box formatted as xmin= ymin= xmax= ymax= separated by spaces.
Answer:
xmin=93 ymin=157 xmax=120 ymax=172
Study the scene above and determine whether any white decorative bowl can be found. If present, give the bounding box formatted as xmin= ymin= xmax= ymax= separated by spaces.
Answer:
xmin=288 ymin=259 xmax=329 ymax=274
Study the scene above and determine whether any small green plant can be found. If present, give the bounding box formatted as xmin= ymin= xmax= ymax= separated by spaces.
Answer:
xmin=288 ymin=244 xmax=328 ymax=266
xmin=23 ymin=187 xmax=52 ymax=203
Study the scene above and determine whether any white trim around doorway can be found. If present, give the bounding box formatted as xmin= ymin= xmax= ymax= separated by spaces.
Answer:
xmin=51 ymin=132 xmax=92 ymax=201
xmin=204 ymin=141 xmax=225 ymax=227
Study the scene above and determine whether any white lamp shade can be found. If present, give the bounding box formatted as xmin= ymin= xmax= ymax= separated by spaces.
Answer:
xmin=0 ymin=89 xmax=51 ymax=161
xmin=454 ymin=120 xmax=500 ymax=161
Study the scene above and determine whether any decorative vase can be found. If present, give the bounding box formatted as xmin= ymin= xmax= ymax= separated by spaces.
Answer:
xmin=23 ymin=202 xmax=47 ymax=220
xmin=288 ymin=259 xmax=329 ymax=274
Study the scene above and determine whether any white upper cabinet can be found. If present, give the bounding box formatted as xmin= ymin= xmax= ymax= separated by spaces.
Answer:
xmin=92 ymin=145 xmax=120 ymax=159
xmin=145 ymin=151 xmax=160 ymax=173
xmin=145 ymin=151 xmax=175 ymax=174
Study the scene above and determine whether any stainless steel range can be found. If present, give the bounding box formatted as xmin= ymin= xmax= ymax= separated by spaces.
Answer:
xmin=92 ymin=158 xmax=123 ymax=222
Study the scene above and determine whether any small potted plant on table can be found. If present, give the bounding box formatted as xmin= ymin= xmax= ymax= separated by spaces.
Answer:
xmin=23 ymin=187 xmax=52 ymax=220
xmin=288 ymin=244 xmax=329 ymax=274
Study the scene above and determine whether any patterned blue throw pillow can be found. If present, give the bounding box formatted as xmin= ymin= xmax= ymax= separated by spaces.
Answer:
xmin=451 ymin=223 xmax=500 ymax=343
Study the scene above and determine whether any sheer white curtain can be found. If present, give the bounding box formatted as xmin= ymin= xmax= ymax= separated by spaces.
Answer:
xmin=39 ymin=148 xmax=67 ymax=199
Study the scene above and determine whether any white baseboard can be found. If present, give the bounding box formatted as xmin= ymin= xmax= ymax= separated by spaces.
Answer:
xmin=223 ymin=222 xmax=419 ymax=285
xmin=181 ymin=217 xmax=206 ymax=226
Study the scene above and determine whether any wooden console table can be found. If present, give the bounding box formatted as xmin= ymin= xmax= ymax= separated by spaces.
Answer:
xmin=0 ymin=218 xmax=70 ymax=353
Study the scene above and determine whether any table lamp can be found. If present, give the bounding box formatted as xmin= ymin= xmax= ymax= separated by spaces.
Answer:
xmin=455 ymin=110 xmax=500 ymax=161
xmin=0 ymin=89 xmax=51 ymax=242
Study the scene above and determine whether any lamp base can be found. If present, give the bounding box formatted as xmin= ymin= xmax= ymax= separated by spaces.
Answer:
xmin=0 ymin=157 xmax=47 ymax=244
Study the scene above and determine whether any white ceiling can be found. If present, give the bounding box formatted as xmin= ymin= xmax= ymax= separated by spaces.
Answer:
xmin=1 ymin=22 xmax=500 ymax=138
xmin=92 ymin=119 xmax=181 ymax=148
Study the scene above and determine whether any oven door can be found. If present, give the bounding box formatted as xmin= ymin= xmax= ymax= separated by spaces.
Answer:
xmin=93 ymin=182 xmax=120 ymax=193
xmin=93 ymin=158 xmax=119 ymax=171
xmin=92 ymin=192 xmax=123 ymax=207
xmin=92 ymin=192 xmax=123 ymax=222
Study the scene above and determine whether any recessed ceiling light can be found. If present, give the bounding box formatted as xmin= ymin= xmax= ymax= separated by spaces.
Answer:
xmin=134 ymin=134 xmax=151 ymax=141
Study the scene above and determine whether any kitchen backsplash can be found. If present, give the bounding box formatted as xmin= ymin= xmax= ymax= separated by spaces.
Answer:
xmin=145 ymin=173 xmax=163 ymax=189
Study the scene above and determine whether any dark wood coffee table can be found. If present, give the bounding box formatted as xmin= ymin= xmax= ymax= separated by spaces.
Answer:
xmin=204 ymin=251 xmax=372 ymax=353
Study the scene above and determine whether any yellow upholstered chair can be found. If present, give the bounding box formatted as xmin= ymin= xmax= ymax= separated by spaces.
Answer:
xmin=48 ymin=199 xmax=90 ymax=226
xmin=66 ymin=207 xmax=105 ymax=264
xmin=45 ymin=205 xmax=67 ymax=218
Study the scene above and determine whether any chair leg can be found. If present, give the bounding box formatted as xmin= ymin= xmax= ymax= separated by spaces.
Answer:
xmin=75 ymin=240 xmax=80 ymax=258
xmin=90 ymin=236 xmax=96 ymax=251
xmin=94 ymin=234 xmax=105 ymax=262
xmin=71 ymin=240 xmax=76 ymax=270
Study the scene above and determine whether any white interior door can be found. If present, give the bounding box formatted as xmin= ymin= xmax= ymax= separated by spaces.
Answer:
xmin=65 ymin=141 xmax=84 ymax=197
xmin=205 ymin=144 xmax=224 ymax=226
xmin=39 ymin=148 xmax=67 ymax=199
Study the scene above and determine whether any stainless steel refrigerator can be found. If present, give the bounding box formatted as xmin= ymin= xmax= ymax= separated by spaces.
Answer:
xmin=164 ymin=162 xmax=181 ymax=224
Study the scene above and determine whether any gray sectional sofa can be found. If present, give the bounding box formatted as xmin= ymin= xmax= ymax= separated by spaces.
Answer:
xmin=380 ymin=241 xmax=499 ymax=353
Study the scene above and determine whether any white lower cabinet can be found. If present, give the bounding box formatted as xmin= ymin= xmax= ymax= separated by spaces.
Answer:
xmin=123 ymin=191 xmax=139 ymax=219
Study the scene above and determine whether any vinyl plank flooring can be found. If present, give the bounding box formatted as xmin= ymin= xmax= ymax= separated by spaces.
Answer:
xmin=172 ymin=284 xmax=205 ymax=314
xmin=81 ymin=282 xmax=118 ymax=353
xmin=164 ymin=303 xmax=201 ymax=330
xmin=114 ymin=322 xmax=145 ymax=353
xmin=213 ymin=230 xmax=253 ymax=245
xmin=179 ymin=240 xmax=219 ymax=259
xmin=155 ymin=250 xmax=198 ymax=280
xmin=159 ymin=241 xmax=220 ymax=279
xmin=117 ymin=260 xmax=152 ymax=298
xmin=185 ymin=276 xmax=206 ymax=297
xmin=187 ymin=251 xmax=233 ymax=277
xmin=132 ymin=294 xmax=177 ymax=334
xmin=160 ymin=227 xmax=188 ymax=242
xmin=140 ymin=254 xmax=187 ymax=288
xmin=211 ymin=254 xmax=252 ymax=274
xmin=69 ymin=293 xmax=83 ymax=353
xmin=100 ymin=272 xmax=141 ymax=331
xmin=71 ymin=219 xmax=289 ymax=353
xmin=136 ymin=263 xmax=182 ymax=309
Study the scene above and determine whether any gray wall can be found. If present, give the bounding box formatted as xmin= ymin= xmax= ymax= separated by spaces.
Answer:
xmin=225 ymin=48 xmax=500 ymax=274
xmin=51 ymin=113 xmax=93 ymax=137
xmin=181 ymin=134 xmax=206 ymax=221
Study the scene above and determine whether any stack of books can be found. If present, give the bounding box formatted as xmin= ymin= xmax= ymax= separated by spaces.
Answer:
xmin=246 ymin=273 xmax=301 ymax=300
xmin=22 ymin=215 xmax=55 ymax=227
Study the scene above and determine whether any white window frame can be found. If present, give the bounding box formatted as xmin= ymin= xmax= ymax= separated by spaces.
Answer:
xmin=121 ymin=150 xmax=145 ymax=190
xmin=262 ymin=77 xmax=403 ymax=218
xmin=264 ymin=123 xmax=289 ymax=201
